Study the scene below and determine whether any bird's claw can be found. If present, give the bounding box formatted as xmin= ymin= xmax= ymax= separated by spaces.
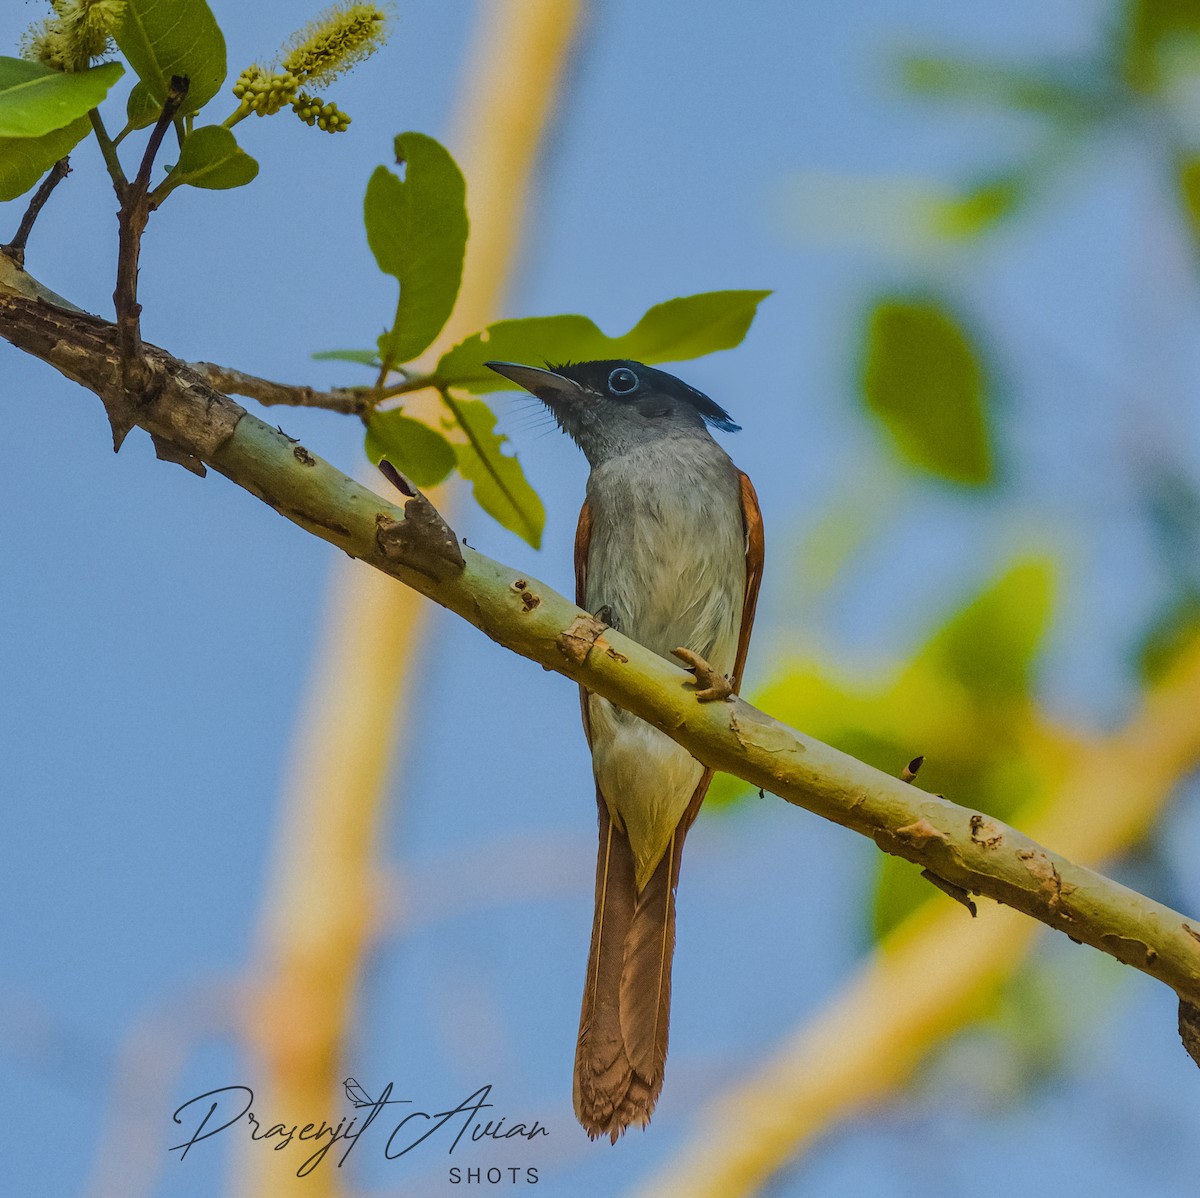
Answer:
xmin=672 ymin=647 xmax=735 ymax=702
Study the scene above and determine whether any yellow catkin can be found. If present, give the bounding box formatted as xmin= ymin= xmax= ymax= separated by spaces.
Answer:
xmin=23 ymin=0 xmax=123 ymax=71
xmin=279 ymin=3 xmax=390 ymax=88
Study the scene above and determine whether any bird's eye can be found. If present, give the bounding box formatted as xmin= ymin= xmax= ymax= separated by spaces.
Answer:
xmin=607 ymin=367 xmax=639 ymax=396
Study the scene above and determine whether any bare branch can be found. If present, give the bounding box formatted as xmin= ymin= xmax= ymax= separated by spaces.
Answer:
xmin=1 ymin=158 xmax=71 ymax=270
xmin=188 ymin=361 xmax=370 ymax=415
xmin=110 ymin=76 xmax=189 ymax=445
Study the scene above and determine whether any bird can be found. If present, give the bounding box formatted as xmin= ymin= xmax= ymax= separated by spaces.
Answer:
xmin=485 ymin=358 xmax=763 ymax=1142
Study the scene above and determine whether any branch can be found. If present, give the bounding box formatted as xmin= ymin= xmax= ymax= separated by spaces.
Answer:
xmin=187 ymin=361 xmax=370 ymax=416
xmin=3 ymin=279 xmax=1200 ymax=1012
xmin=233 ymin=8 xmax=588 ymax=1193
xmin=109 ymin=76 xmax=189 ymax=445
xmin=632 ymin=632 xmax=1200 ymax=1198
xmin=1 ymin=157 xmax=71 ymax=270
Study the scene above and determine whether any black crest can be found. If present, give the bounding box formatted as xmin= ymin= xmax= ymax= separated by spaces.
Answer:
xmin=547 ymin=359 xmax=740 ymax=432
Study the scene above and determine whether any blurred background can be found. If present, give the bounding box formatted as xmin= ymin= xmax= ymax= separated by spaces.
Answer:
xmin=3 ymin=0 xmax=1200 ymax=1194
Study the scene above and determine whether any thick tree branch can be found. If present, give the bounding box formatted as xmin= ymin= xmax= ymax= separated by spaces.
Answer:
xmin=3 ymin=278 xmax=1200 ymax=1016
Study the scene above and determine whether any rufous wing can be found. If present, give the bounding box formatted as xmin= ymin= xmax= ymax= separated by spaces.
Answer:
xmin=732 ymin=469 xmax=764 ymax=694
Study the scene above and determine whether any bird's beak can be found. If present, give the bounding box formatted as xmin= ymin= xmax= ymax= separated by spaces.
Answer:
xmin=484 ymin=361 xmax=585 ymax=407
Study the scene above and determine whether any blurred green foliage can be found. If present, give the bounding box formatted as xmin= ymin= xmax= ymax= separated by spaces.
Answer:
xmin=710 ymin=561 xmax=1063 ymax=939
xmin=1123 ymin=0 xmax=1200 ymax=92
xmin=859 ymin=297 xmax=993 ymax=487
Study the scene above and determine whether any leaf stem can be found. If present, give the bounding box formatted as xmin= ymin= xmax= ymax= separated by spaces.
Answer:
xmin=88 ymin=109 xmax=128 ymax=192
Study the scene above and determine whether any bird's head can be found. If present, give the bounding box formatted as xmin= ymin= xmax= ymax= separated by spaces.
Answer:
xmin=485 ymin=359 xmax=739 ymax=465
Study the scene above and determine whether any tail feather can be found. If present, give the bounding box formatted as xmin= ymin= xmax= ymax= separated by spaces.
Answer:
xmin=618 ymin=829 xmax=675 ymax=1083
xmin=574 ymin=777 xmax=710 ymax=1142
xmin=574 ymin=803 xmax=637 ymax=1138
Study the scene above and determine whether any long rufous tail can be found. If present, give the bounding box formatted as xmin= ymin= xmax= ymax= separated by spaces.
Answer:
xmin=573 ymin=780 xmax=707 ymax=1141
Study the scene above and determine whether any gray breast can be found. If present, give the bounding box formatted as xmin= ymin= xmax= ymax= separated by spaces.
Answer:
xmin=584 ymin=434 xmax=746 ymax=670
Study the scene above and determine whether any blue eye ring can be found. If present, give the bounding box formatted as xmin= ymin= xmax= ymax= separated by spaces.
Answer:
xmin=607 ymin=367 xmax=639 ymax=395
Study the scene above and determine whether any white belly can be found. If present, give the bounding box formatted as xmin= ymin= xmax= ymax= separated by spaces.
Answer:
xmin=583 ymin=440 xmax=745 ymax=889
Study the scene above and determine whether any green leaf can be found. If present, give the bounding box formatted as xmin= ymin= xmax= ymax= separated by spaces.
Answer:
xmin=872 ymin=857 xmax=940 ymax=941
xmin=1124 ymin=0 xmax=1200 ymax=93
xmin=312 ymin=348 xmax=381 ymax=366
xmin=443 ymin=396 xmax=544 ymax=548
xmin=617 ymin=290 xmax=773 ymax=360
xmin=1138 ymin=590 xmax=1200 ymax=682
xmin=112 ymin=0 xmax=226 ymax=116
xmin=166 ymin=125 xmax=257 ymax=190
xmin=365 ymin=132 xmax=468 ymax=365
xmin=125 ymin=79 xmax=161 ymax=131
xmin=860 ymin=297 xmax=993 ymax=485
xmin=0 ymin=58 xmax=123 ymax=138
xmin=0 ymin=116 xmax=89 ymax=202
xmin=900 ymin=55 xmax=1111 ymax=123
xmin=934 ymin=172 xmax=1026 ymax=239
xmin=914 ymin=559 xmax=1053 ymax=705
xmin=364 ymin=411 xmax=457 ymax=488
xmin=1178 ymin=156 xmax=1200 ymax=250
xmin=869 ymin=559 xmax=1054 ymax=938
xmin=437 ymin=290 xmax=771 ymax=392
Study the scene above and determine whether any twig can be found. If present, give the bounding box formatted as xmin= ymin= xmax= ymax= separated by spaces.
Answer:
xmin=1 ymin=158 xmax=71 ymax=269
xmin=920 ymin=867 xmax=978 ymax=916
xmin=188 ymin=361 xmax=370 ymax=416
xmin=88 ymin=109 xmax=127 ymax=191
xmin=134 ymin=86 xmax=186 ymax=195
xmin=898 ymin=753 xmax=976 ymax=911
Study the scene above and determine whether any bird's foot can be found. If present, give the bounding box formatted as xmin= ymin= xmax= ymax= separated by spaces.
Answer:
xmin=672 ymin=647 xmax=734 ymax=702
